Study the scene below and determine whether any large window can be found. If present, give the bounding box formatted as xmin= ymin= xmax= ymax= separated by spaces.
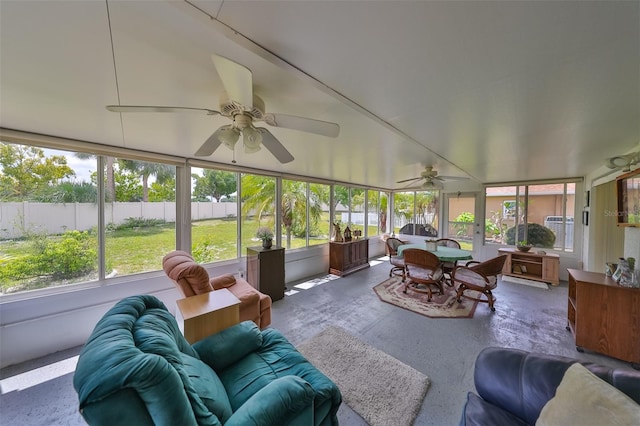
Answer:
xmin=309 ymin=183 xmax=330 ymax=246
xmin=104 ymin=157 xmax=176 ymax=276
xmin=240 ymin=173 xmax=276 ymax=255
xmin=0 ymin=144 xmax=99 ymax=293
xmin=394 ymin=190 xmax=439 ymax=237
xmin=485 ymin=182 xmax=576 ymax=251
xmin=0 ymin=143 xmax=179 ymax=293
xmin=191 ymin=167 xmax=238 ymax=262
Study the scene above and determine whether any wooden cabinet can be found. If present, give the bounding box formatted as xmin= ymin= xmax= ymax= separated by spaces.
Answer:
xmin=247 ymin=246 xmax=285 ymax=301
xmin=499 ymin=248 xmax=560 ymax=286
xmin=567 ymin=269 xmax=640 ymax=366
xmin=329 ymin=239 xmax=370 ymax=276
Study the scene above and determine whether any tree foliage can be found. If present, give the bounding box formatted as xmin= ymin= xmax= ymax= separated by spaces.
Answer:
xmin=192 ymin=170 xmax=236 ymax=202
xmin=117 ymin=159 xmax=174 ymax=202
xmin=0 ymin=143 xmax=75 ymax=200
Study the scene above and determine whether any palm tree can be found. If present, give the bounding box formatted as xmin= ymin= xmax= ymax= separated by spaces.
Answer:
xmin=75 ymin=153 xmax=115 ymax=202
xmin=117 ymin=160 xmax=175 ymax=202
xmin=241 ymin=175 xmax=326 ymax=249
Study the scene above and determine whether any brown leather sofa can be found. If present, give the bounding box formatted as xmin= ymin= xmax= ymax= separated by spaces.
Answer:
xmin=162 ymin=250 xmax=272 ymax=329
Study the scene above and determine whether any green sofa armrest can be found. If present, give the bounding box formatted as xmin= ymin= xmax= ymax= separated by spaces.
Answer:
xmin=193 ymin=321 xmax=263 ymax=371
xmin=225 ymin=376 xmax=315 ymax=426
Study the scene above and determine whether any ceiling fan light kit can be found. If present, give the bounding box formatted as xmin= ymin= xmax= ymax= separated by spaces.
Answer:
xmin=605 ymin=152 xmax=639 ymax=172
xmin=106 ymin=54 xmax=340 ymax=164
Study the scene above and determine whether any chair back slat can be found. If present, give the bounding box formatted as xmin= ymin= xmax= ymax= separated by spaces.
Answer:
xmin=403 ymin=248 xmax=441 ymax=270
xmin=386 ymin=237 xmax=405 ymax=255
xmin=470 ymin=255 xmax=507 ymax=277
xmin=436 ymin=238 xmax=461 ymax=249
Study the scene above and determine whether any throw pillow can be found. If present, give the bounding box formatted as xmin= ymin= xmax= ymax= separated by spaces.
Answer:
xmin=180 ymin=353 xmax=233 ymax=423
xmin=211 ymin=273 xmax=236 ymax=290
xmin=536 ymin=363 xmax=640 ymax=426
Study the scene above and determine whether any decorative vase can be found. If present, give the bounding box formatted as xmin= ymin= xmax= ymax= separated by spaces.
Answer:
xmin=262 ymin=238 xmax=272 ymax=249
xmin=615 ymin=258 xmax=634 ymax=287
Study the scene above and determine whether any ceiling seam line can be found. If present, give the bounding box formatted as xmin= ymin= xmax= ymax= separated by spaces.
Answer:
xmin=105 ymin=0 xmax=126 ymax=147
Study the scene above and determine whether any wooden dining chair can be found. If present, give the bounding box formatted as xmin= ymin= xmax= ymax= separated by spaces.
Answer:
xmin=403 ymin=248 xmax=444 ymax=301
xmin=386 ymin=237 xmax=407 ymax=281
xmin=451 ymin=255 xmax=508 ymax=312
xmin=436 ymin=238 xmax=461 ymax=286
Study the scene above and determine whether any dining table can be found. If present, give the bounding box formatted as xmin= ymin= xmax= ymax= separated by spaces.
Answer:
xmin=396 ymin=243 xmax=473 ymax=262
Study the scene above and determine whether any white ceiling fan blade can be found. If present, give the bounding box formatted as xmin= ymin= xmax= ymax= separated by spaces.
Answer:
xmin=263 ymin=113 xmax=340 ymax=138
xmin=106 ymin=105 xmax=219 ymax=115
xmin=211 ymin=54 xmax=253 ymax=108
xmin=257 ymin=128 xmax=294 ymax=163
xmin=437 ymin=175 xmax=470 ymax=181
xmin=194 ymin=126 xmax=228 ymax=157
xmin=396 ymin=177 xmax=422 ymax=184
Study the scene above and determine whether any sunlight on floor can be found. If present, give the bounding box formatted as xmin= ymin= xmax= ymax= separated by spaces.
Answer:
xmin=1 ymin=355 xmax=79 ymax=394
xmin=293 ymin=274 xmax=340 ymax=290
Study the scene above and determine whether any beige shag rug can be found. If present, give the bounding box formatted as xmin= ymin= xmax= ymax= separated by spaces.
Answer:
xmin=374 ymin=276 xmax=480 ymax=318
xmin=297 ymin=326 xmax=430 ymax=426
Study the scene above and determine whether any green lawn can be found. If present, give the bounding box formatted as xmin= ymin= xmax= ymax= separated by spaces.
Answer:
xmin=1 ymin=217 xmax=338 ymax=292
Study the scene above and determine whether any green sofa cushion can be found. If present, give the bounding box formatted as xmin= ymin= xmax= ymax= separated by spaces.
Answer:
xmin=226 ymin=376 xmax=315 ymax=426
xmin=218 ymin=327 xmax=342 ymax=424
xmin=180 ymin=353 xmax=233 ymax=423
xmin=193 ymin=321 xmax=263 ymax=371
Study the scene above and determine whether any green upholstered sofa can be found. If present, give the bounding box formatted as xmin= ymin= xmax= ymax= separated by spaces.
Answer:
xmin=73 ymin=295 xmax=341 ymax=426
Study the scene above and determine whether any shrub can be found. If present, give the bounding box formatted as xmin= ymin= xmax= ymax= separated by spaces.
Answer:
xmin=506 ymin=223 xmax=556 ymax=248
xmin=0 ymin=230 xmax=97 ymax=285
xmin=116 ymin=217 xmax=166 ymax=230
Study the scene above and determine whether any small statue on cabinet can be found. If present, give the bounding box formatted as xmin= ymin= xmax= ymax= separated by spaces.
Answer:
xmin=343 ymin=226 xmax=352 ymax=242
xmin=332 ymin=222 xmax=343 ymax=242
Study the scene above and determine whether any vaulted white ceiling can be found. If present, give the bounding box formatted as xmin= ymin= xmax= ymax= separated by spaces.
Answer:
xmin=1 ymin=1 xmax=638 ymax=190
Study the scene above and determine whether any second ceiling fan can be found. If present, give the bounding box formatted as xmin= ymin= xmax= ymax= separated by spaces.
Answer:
xmin=107 ymin=54 xmax=340 ymax=164
xmin=397 ymin=166 xmax=469 ymax=189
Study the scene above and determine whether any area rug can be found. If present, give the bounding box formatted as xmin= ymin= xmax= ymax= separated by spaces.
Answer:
xmin=297 ymin=326 xmax=430 ymax=426
xmin=373 ymin=276 xmax=480 ymax=318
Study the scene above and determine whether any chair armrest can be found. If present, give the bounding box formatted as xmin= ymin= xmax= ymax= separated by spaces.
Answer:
xmin=224 ymin=376 xmax=315 ymax=426
xmin=193 ymin=321 xmax=262 ymax=371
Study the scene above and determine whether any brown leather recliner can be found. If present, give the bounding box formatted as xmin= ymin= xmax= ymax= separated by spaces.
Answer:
xmin=162 ymin=250 xmax=272 ymax=329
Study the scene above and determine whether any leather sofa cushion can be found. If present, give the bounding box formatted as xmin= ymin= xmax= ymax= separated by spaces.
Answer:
xmin=210 ymin=273 xmax=236 ymax=290
xmin=537 ymin=363 xmax=640 ymax=426
xmin=460 ymin=393 xmax=528 ymax=426
xmin=180 ymin=353 xmax=233 ymax=423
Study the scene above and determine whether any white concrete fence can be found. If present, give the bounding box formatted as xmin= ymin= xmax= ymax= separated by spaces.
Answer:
xmin=0 ymin=202 xmax=238 ymax=239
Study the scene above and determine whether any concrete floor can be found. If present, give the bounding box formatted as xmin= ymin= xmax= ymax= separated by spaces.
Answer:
xmin=0 ymin=258 xmax=633 ymax=425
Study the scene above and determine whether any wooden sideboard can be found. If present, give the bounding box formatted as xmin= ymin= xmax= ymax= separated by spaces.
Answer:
xmin=498 ymin=248 xmax=560 ymax=286
xmin=567 ymin=269 xmax=640 ymax=366
xmin=329 ymin=239 xmax=369 ymax=276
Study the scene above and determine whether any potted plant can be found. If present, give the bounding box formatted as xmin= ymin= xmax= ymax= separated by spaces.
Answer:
xmin=516 ymin=240 xmax=532 ymax=252
xmin=256 ymin=227 xmax=274 ymax=249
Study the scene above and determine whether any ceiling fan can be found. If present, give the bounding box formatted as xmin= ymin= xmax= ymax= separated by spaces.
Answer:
xmin=396 ymin=166 xmax=469 ymax=189
xmin=605 ymin=151 xmax=639 ymax=172
xmin=106 ymin=54 xmax=340 ymax=164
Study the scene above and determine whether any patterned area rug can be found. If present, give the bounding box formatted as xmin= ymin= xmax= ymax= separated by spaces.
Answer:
xmin=373 ymin=276 xmax=480 ymax=318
